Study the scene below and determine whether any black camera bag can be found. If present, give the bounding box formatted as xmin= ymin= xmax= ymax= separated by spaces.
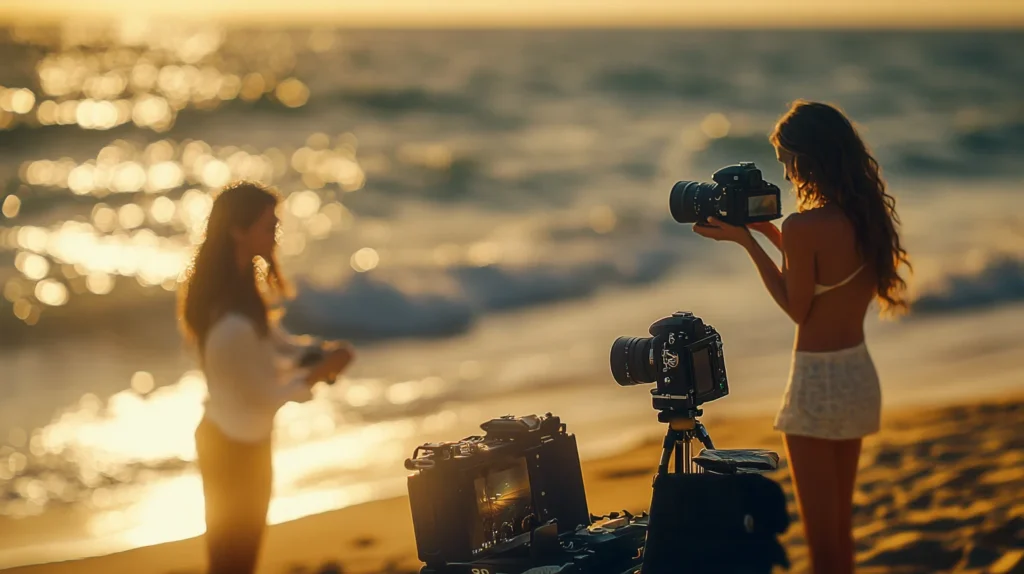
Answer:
xmin=640 ymin=472 xmax=790 ymax=573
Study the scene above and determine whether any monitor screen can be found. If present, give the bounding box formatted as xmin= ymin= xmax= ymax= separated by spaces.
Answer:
xmin=692 ymin=345 xmax=715 ymax=396
xmin=747 ymin=194 xmax=778 ymax=218
xmin=470 ymin=457 xmax=535 ymax=555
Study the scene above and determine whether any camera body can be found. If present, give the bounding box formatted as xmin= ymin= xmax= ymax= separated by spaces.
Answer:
xmin=670 ymin=162 xmax=782 ymax=226
xmin=610 ymin=312 xmax=729 ymax=412
xmin=406 ymin=413 xmax=595 ymax=570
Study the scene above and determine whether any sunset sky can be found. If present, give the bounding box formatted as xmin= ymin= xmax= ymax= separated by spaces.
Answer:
xmin=1 ymin=0 xmax=1022 ymax=27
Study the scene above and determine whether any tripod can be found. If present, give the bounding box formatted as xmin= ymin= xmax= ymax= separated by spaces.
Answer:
xmin=637 ymin=402 xmax=718 ymax=574
xmin=638 ymin=399 xmax=790 ymax=574
xmin=655 ymin=408 xmax=715 ymax=476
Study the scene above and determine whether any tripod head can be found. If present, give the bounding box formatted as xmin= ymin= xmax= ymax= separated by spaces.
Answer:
xmin=656 ymin=407 xmax=702 ymax=425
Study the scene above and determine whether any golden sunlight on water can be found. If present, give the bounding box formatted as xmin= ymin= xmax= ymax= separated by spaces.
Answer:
xmin=85 ymin=473 xmax=392 ymax=553
xmin=0 ymin=366 xmax=460 ymax=520
xmin=0 ymin=25 xmax=349 ymax=249
xmin=1 ymin=133 xmax=367 ymax=323
xmin=6 ymin=22 xmax=305 ymax=131
xmin=0 ymin=21 xmax=512 ymax=333
xmin=89 ymin=474 xmax=207 ymax=546
xmin=0 ymin=368 xmax=464 ymax=556
xmin=1 ymin=22 xmax=319 ymax=134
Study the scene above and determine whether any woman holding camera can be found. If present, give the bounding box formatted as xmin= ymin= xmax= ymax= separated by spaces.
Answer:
xmin=693 ymin=100 xmax=910 ymax=574
xmin=178 ymin=181 xmax=355 ymax=574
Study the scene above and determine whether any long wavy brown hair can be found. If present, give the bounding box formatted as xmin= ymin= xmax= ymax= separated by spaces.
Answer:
xmin=770 ymin=100 xmax=911 ymax=316
xmin=178 ymin=182 xmax=289 ymax=349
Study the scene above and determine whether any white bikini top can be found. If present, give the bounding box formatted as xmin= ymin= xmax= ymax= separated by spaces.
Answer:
xmin=814 ymin=264 xmax=865 ymax=296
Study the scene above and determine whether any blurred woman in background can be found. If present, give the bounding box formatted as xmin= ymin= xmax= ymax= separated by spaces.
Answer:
xmin=692 ymin=100 xmax=911 ymax=574
xmin=178 ymin=181 xmax=355 ymax=574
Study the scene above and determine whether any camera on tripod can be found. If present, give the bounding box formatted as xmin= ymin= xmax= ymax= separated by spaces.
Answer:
xmin=406 ymin=312 xmax=792 ymax=574
xmin=610 ymin=311 xmax=728 ymax=416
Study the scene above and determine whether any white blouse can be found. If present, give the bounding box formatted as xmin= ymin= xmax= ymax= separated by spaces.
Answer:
xmin=201 ymin=312 xmax=318 ymax=443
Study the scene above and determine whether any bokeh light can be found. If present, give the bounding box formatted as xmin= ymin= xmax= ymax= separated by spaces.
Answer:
xmin=34 ymin=279 xmax=69 ymax=306
xmin=275 ymin=78 xmax=310 ymax=108
xmin=350 ymin=247 xmax=380 ymax=272
xmin=700 ymin=112 xmax=731 ymax=139
xmin=150 ymin=197 xmax=176 ymax=224
xmin=239 ymin=73 xmax=267 ymax=102
xmin=130 ymin=372 xmax=155 ymax=395
xmin=15 ymin=252 xmax=50 ymax=280
xmin=85 ymin=272 xmax=115 ymax=295
xmin=118 ymin=204 xmax=146 ymax=229
xmin=9 ymin=89 xmax=36 ymax=114
xmin=1 ymin=195 xmax=21 ymax=218
xmin=588 ymin=205 xmax=617 ymax=234
xmin=288 ymin=190 xmax=321 ymax=218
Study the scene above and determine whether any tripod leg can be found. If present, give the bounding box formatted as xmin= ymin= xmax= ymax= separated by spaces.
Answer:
xmin=674 ymin=441 xmax=682 ymax=474
xmin=683 ymin=437 xmax=691 ymax=473
xmin=658 ymin=429 xmax=676 ymax=476
xmin=695 ymin=422 xmax=715 ymax=450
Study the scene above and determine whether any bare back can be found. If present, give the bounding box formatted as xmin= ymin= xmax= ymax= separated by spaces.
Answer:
xmin=795 ymin=205 xmax=876 ymax=352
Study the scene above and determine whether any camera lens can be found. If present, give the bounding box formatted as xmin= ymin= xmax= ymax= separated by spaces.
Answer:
xmin=670 ymin=181 xmax=719 ymax=224
xmin=610 ymin=336 xmax=655 ymax=386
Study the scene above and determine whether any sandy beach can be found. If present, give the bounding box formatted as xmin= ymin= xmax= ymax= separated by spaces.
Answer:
xmin=3 ymin=392 xmax=1020 ymax=574
xmin=0 ymin=15 xmax=1022 ymax=574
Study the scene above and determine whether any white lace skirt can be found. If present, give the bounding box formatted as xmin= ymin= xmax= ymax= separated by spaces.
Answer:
xmin=773 ymin=342 xmax=882 ymax=440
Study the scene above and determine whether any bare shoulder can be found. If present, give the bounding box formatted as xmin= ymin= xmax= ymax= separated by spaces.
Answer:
xmin=782 ymin=208 xmax=841 ymax=238
xmin=781 ymin=211 xmax=818 ymax=239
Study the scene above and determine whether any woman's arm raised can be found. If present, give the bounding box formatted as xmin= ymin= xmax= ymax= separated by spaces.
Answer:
xmin=692 ymin=215 xmax=815 ymax=324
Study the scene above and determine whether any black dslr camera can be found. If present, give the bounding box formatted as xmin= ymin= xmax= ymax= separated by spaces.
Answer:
xmin=610 ymin=312 xmax=728 ymax=413
xmin=669 ymin=162 xmax=782 ymax=226
xmin=406 ymin=413 xmax=649 ymax=574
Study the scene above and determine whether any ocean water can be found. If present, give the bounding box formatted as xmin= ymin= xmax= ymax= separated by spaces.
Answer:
xmin=0 ymin=25 xmax=1023 ymax=567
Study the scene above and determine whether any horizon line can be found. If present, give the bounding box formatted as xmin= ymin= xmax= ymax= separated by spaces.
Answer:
xmin=2 ymin=4 xmax=1023 ymax=29
xmin=2 ymin=17 xmax=1023 ymax=30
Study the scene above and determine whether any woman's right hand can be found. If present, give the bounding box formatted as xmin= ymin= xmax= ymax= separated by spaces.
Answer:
xmin=748 ymin=221 xmax=783 ymax=251
xmin=305 ymin=343 xmax=355 ymax=385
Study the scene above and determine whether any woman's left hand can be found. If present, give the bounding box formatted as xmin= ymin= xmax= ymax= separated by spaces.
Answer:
xmin=692 ymin=217 xmax=753 ymax=245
